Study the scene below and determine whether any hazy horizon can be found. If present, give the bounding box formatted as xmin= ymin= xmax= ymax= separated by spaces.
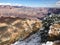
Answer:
xmin=0 ymin=0 xmax=60 ymax=7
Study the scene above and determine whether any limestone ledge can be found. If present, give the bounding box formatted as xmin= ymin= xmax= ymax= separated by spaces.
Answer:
xmin=0 ymin=17 xmax=42 ymax=45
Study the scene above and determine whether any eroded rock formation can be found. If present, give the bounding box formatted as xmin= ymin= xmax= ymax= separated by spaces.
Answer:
xmin=48 ymin=23 xmax=60 ymax=41
xmin=0 ymin=17 xmax=42 ymax=45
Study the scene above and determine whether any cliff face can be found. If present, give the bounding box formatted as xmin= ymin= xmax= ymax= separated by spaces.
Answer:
xmin=0 ymin=5 xmax=49 ymax=19
xmin=0 ymin=17 xmax=42 ymax=45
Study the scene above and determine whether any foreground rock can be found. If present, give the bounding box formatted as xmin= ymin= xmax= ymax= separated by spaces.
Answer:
xmin=48 ymin=23 xmax=60 ymax=41
xmin=53 ymin=41 xmax=60 ymax=45
xmin=0 ymin=17 xmax=42 ymax=45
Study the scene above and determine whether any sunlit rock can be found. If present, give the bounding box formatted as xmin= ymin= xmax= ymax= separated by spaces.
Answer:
xmin=48 ymin=23 xmax=60 ymax=41
xmin=0 ymin=17 xmax=42 ymax=45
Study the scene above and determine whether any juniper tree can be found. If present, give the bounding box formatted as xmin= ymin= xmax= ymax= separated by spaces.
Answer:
xmin=40 ymin=14 xmax=60 ymax=43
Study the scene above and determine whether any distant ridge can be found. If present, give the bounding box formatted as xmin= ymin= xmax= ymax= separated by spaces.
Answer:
xmin=0 ymin=5 xmax=60 ymax=19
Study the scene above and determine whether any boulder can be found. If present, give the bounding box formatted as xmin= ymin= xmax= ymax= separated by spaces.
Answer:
xmin=48 ymin=23 xmax=60 ymax=41
xmin=53 ymin=41 xmax=60 ymax=45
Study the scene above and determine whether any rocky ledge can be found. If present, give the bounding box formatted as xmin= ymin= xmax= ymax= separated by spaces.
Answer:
xmin=0 ymin=17 xmax=42 ymax=45
xmin=41 ymin=14 xmax=60 ymax=45
xmin=48 ymin=23 xmax=60 ymax=41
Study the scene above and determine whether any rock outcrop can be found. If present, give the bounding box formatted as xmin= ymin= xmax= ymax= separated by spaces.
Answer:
xmin=48 ymin=23 xmax=60 ymax=41
xmin=0 ymin=17 xmax=42 ymax=45
xmin=40 ymin=14 xmax=60 ymax=43
xmin=53 ymin=41 xmax=60 ymax=45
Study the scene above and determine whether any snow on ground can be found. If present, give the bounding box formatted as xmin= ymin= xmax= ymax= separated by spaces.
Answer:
xmin=42 ymin=41 xmax=53 ymax=45
xmin=12 ymin=30 xmax=41 ymax=45
xmin=11 ymin=30 xmax=53 ymax=45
